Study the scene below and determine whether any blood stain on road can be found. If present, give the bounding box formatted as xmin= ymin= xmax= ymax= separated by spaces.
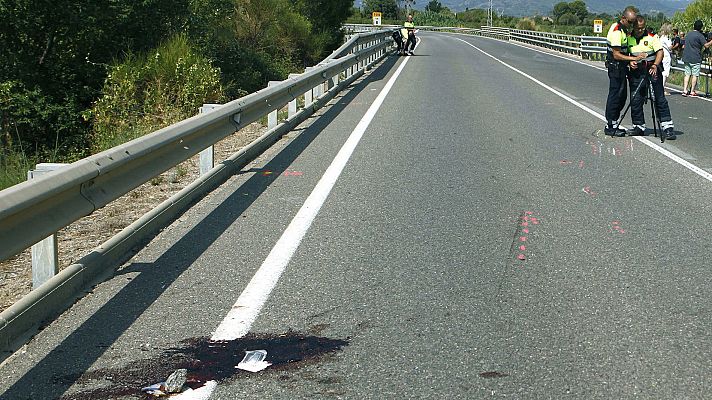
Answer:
xmin=59 ymin=331 xmax=349 ymax=400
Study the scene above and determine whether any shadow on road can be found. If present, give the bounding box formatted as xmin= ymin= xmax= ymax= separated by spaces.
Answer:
xmin=0 ymin=54 xmax=401 ymax=400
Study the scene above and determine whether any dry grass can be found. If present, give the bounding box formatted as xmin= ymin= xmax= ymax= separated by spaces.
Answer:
xmin=0 ymin=123 xmax=266 ymax=313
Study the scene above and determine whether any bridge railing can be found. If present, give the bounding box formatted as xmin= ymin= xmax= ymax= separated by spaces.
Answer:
xmin=344 ymin=23 xmax=712 ymax=94
xmin=0 ymin=30 xmax=393 ymax=354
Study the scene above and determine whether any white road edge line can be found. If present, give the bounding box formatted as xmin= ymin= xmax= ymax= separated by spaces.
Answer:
xmin=176 ymin=38 xmax=416 ymax=400
xmin=449 ymin=32 xmax=710 ymax=100
xmin=454 ymin=37 xmax=712 ymax=184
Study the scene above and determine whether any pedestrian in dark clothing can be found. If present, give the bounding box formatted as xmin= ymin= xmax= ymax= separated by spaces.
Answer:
xmin=682 ymin=20 xmax=712 ymax=96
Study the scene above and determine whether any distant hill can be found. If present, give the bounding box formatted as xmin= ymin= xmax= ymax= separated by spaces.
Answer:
xmin=435 ymin=0 xmax=691 ymax=17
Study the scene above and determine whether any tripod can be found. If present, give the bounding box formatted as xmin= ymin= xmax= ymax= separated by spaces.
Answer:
xmin=613 ymin=70 xmax=665 ymax=143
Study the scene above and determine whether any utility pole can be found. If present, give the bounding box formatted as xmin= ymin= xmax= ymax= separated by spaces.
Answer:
xmin=487 ymin=0 xmax=493 ymax=27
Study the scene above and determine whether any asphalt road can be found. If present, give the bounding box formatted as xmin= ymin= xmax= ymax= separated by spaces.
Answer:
xmin=1 ymin=32 xmax=712 ymax=399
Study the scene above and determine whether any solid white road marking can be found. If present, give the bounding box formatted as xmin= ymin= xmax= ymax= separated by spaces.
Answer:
xmin=182 ymin=37 xmax=417 ymax=400
xmin=454 ymin=37 xmax=712 ymax=184
xmin=449 ymin=32 xmax=711 ymax=101
xmin=212 ymin=52 xmax=412 ymax=341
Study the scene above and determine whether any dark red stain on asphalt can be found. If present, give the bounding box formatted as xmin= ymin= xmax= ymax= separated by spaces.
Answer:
xmin=59 ymin=331 xmax=349 ymax=399
xmin=479 ymin=371 xmax=509 ymax=379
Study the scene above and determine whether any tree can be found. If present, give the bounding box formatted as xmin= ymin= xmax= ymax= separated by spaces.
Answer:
xmin=295 ymin=0 xmax=352 ymax=56
xmin=671 ymin=0 xmax=712 ymax=32
xmin=558 ymin=12 xmax=579 ymax=25
xmin=568 ymin=0 xmax=588 ymax=22
xmin=552 ymin=2 xmax=571 ymax=22
xmin=363 ymin=0 xmax=398 ymax=20
xmin=552 ymin=1 xmax=587 ymax=23
xmin=425 ymin=0 xmax=443 ymax=13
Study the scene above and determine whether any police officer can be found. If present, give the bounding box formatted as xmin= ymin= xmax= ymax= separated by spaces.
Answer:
xmin=605 ymin=7 xmax=646 ymax=136
xmin=403 ymin=15 xmax=416 ymax=55
xmin=626 ymin=16 xmax=676 ymax=140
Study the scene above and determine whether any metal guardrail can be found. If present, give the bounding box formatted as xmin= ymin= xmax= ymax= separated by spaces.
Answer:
xmin=345 ymin=23 xmax=712 ymax=95
xmin=0 ymin=30 xmax=393 ymax=355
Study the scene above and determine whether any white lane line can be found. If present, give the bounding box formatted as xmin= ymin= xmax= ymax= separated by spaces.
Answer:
xmin=454 ymin=37 xmax=712 ymax=184
xmin=181 ymin=39 xmax=415 ymax=400
xmin=452 ymin=33 xmax=712 ymax=101
xmin=212 ymin=53 xmax=412 ymax=341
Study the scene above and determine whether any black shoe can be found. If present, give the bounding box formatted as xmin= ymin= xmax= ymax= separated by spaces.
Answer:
xmin=626 ymin=126 xmax=646 ymax=136
xmin=664 ymin=128 xmax=676 ymax=140
xmin=604 ymin=126 xmax=626 ymax=137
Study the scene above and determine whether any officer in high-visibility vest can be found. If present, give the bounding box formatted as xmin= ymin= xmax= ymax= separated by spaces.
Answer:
xmin=604 ymin=7 xmax=646 ymax=137
xmin=625 ymin=16 xmax=676 ymax=140
xmin=403 ymin=15 xmax=416 ymax=55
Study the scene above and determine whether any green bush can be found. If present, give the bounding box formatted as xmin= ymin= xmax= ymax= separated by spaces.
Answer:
xmin=671 ymin=0 xmax=712 ymax=32
xmin=414 ymin=10 xmax=459 ymax=27
xmin=88 ymin=35 xmax=225 ymax=152
xmin=516 ymin=18 xmax=537 ymax=31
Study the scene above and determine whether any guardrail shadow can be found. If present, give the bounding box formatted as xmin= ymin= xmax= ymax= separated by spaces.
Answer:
xmin=0 ymin=54 xmax=401 ymax=399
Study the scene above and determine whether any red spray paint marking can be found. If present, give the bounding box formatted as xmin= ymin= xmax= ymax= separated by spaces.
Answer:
xmin=583 ymin=186 xmax=597 ymax=197
xmin=513 ymin=211 xmax=541 ymax=264
xmin=560 ymin=159 xmax=585 ymax=169
xmin=283 ymin=170 xmax=304 ymax=177
xmin=612 ymin=220 xmax=626 ymax=234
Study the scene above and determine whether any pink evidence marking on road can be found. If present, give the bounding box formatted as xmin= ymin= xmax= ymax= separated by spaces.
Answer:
xmin=519 ymin=245 xmax=526 ymax=251
xmin=283 ymin=170 xmax=304 ymax=176
xmin=520 ymin=237 xmax=527 ymax=242
xmin=522 ymin=228 xmax=529 ymax=234
xmin=517 ymin=254 xmax=526 ymax=260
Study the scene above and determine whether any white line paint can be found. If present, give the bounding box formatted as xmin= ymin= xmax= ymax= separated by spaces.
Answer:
xmin=454 ymin=37 xmax=712 ymax=184
xmin=181 ymin=38 xmax=416 ymax=400
xmin=450 ymin=32 xmax=712 ymax=101
xmin=212 ymin=53 xmax=412 ymax=341
xmin=171 ymin=381 xmax=218 ymax=400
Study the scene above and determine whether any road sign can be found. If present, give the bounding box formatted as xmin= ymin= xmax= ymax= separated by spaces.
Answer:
xmin=372 ymin=12 xmax=382 ymax=26
xmin=593 ymin=19 xmax=603 ymax=34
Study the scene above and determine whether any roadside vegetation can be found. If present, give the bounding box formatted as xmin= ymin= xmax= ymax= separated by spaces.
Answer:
xmin=0 ymin=0 xmax=352 ymax=190
xmin=351 ymin=0 xmax=711 ymax=37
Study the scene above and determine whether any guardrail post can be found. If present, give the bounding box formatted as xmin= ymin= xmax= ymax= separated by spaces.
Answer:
xmin=198 ymin=104 xmax=221 ymax=175
xmin=313 ymin=75 xmax=324 ymax=100
xmin=267 ymin=81 xmax=279 ymax=129
xmin=288 ymin=74 xmax=299 ymax=117
xmin=304 ymin=67 xmax=314 ymax=107
xmin=28 ymin=163 xmax=68 ymax=289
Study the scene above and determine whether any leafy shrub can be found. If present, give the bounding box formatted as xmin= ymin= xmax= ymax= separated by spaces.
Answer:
xmin=88 ymin=35 xmax=225 ymax=152
xmin=516 ymin=18 xmax=537 ymax=31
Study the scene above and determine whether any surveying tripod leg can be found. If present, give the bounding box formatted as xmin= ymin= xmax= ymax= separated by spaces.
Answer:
xmin=613 ymin=75 xmax=647 ymax=134
xmin=647 ymin=77 xmax=664 ymax=143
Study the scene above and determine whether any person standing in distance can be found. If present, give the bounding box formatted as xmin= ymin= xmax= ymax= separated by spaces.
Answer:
xmin=658 ymin=24 xmax=674 ymax=95
xmin=604 ymin=7 xmax=646 ymax=137
xmin=681 ymin=20 xmax=712 ymax=97
xmin=626 ymin=16 xmax=676 ymax=140
xmin=403 ymin=15 xmax=416 ymax=56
